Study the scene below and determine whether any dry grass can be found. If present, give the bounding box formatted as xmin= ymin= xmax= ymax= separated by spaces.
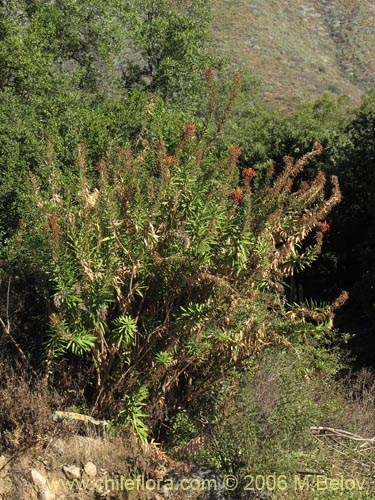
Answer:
xmin=0 ymin=361 xmax=61 ymax=454
xmin=0 ymin=356 xmax=180 ymax=499
xmin=2 ymin=355 xmax=375 ymax=499
xmin=1 ymin=361 xmax=375 ymax=500
xmin=196 ymin=347 xmax=375 ymax=500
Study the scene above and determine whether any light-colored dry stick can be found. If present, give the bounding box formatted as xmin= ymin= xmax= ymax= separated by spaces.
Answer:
xmin=311 ymin=427 xmax=375 ymax=472
xmin=0 ymin=277 xmax=29 ymax=363
xmin=52 ymin=410 xmax=108 ymax=429
xmin=311 ymin=426 xmax=375 ymax=446
xmin=312 ymin=438 xmax=374 ymax=474
xmin=0 ymin=276 xmax=11 ymax=334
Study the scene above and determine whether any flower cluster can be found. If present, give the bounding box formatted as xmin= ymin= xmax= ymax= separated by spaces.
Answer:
xmin=231 ymin=187 xmax=244 ymax=202
xmin=162 ymin=155 xmax=176 ymax=165
xmin=321 ymin=220 xmax=330 ymax=233
xmin=228 ymin=145 xmax=241 ymax=158
xmin=49 ymin=313 xmax=63 ymax=325
xmin=242 ymin=168 xmax=255 ymax=179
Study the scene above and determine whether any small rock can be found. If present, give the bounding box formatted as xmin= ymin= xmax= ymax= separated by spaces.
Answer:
xmin=51 ymin=438 xmax=65 ymax=455
xmin=162 ymin=465 xmax=226 ymax=500
xmin=31 ymin=469 xmax=47 ymax=489
xmin=63 ymin=465 xmax=81 ymax=480
xmin=43 ymin=491 xmax=56 ymax=500
xmin=95 ymin=488 xmax=111 ymax=498
xmin=84 ymin=461 xmax=97 ymax=477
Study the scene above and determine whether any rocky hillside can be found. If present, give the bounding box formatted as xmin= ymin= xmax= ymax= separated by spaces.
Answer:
xmin=211 ymin=0 xmax=375 ymax=108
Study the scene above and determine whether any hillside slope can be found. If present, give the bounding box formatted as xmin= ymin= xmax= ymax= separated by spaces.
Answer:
xmin=211 ymin=0 xmax=375 ymax=108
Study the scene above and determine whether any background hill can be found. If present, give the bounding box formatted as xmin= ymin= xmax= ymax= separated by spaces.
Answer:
xmin=211 ymin=0 xmax=375 ymax=108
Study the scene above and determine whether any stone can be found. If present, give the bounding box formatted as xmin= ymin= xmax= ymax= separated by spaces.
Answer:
xmin=50 ymin=438 xmax=65 ymax=455
xmin=63 ymin=465 xmax=81 ymax=480
xmin=161 ymin=465 xmax=227 ymax=499
xmin=30 ymin=469 xmax=47 ymax=489
xmin=84 ymin=461 xmax=97 ymax=477
xmin=42 ymin=491 xmax=56 ymax=500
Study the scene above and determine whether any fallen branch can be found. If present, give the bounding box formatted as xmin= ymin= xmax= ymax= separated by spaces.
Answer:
xmin=310 ymin=426 xmax=375 ymax=447
xmin=311 ymin=426 xmax=375 ymax=476
xmin=52 ymin=410 xmax=108 ymax=430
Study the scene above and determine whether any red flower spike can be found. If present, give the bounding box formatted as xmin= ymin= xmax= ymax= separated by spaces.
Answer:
xmin=228 ymin=145 xmax=241 ymax=157
xmin=242 ymin=168 xmax=255 ymax=179
xmin=321 ymin=220 xmax=330 ymax=233
xmin=162 ymin=155 xmax=176 ymax=165
xmin=50 ymin=313 xmax=62 ymax=325
xmin=232 ymin=187 xmax=244 ymax=202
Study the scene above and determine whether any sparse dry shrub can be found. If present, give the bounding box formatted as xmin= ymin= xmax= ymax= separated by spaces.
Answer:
xmin=0 ymin=361 xmax=60 ymax=453
xmin=202 ymin=345 xmax=344 ymax=474
xmin=341 ymin=367 xmax=375 ymax=438
xmin=198 ymin=346 xmax=375 ymax=498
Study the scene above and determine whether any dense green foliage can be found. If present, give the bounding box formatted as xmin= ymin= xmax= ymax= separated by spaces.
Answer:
xmin=122 ymin=0 xmax=212 ymax=98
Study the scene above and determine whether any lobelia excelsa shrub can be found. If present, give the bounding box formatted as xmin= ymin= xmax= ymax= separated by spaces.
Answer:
xmin=31 ymin=83 xmax=345 ymax=442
